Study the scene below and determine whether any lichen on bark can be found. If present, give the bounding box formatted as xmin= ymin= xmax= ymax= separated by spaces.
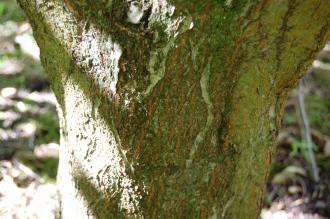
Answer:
xmin=17 ymin=0 xmax=330 ymax=218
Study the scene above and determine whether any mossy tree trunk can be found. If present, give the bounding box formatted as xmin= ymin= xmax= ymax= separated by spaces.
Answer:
xmin=17 ymin=0 xmax=329 ymax=218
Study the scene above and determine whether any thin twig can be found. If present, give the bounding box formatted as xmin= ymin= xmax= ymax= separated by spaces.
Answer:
xmin=297 ymin=78 xmax=320 ymax=182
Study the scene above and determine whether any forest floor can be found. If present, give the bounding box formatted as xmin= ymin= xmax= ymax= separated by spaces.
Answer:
xmin=0 ymin=1 xmax=330 ymax=218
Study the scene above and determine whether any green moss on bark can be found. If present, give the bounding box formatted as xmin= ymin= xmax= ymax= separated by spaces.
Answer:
xmin=17 ymin=0 xmax=330 ymax=218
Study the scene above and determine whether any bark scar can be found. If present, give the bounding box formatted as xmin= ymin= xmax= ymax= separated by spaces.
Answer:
xmin=187 ymin=58 xmax=214 ymax=167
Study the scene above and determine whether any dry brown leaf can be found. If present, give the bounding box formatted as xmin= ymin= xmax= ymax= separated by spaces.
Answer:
xmin=311 ymin=129 xmax=326 ymax=148
xmin=323 ymin=137 xmax=330 ymax=157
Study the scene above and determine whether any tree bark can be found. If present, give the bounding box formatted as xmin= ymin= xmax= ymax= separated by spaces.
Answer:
xmin=17 ymin=0 xmax=329 ymax=218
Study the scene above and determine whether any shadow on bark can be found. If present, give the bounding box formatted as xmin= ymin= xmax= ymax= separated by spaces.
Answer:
xmin=32 ymin=9 xmax=246 ymax=218
xmin=72 ymin=160 xmax=127 ymax=218
xmin=33 ymin=15 xmax=145 ymax=218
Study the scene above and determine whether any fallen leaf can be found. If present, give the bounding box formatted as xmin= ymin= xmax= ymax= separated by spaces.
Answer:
xmin=323 ymin=137 xmax=330 ymax=157
xmin=311 ymin=129 xmax=326 ymax=147
xmin=272 ymin=166 xmax=306 ymax=185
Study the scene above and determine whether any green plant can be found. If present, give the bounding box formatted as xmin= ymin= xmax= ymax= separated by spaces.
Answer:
xmin=0 ymin=2 xmax=6 ymax=17
xmin=35 ymin=111 xmax=60 ymax=144
xmin=290 ymin=140 xmax=318 ymax=161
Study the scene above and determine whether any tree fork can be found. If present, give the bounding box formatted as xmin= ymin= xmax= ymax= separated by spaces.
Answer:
xmin=17 ymin=0 xmax=330 ymax=218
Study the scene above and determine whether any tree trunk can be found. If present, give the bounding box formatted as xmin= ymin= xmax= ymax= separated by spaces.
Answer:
xmin=17 ymin=0 xmax=329 ymax=218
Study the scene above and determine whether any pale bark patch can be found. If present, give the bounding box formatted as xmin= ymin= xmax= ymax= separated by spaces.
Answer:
xmin=58 ymin=78 xmax=142 ymax=218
